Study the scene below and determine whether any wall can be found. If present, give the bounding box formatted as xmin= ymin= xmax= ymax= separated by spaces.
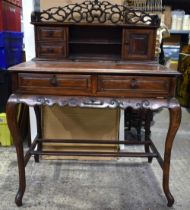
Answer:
xmin=22 ymin=0 xmax=37 ymax=140
xmin=22 ymin=0 xmax=35 ymax=61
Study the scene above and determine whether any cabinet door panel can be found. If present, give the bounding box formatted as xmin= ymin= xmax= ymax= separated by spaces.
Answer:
xmin=122 ymin=29 xmax=156 ymax=60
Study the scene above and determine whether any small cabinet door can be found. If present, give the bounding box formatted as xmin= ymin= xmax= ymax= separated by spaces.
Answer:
xmin=122 ymin=29 xmax=156 ymax=60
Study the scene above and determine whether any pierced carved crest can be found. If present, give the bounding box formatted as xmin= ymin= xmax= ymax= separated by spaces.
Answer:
xmin=31 ymin=0 xmax=160 ymax=26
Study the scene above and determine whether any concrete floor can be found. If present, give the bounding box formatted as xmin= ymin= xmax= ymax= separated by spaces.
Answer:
xmin=0 ymin=108 xmax=190 ymax=210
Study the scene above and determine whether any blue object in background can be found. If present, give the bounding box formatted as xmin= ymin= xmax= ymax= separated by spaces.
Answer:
xmin=0 ymin=32 xmax=23 ymax=70
xmin=163 ymin=44 xmax=180 ymax=61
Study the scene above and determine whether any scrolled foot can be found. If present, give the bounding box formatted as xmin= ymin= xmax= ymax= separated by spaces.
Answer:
xmin=166 ymin=192 xmax=174 ymax=207
xmin=15 ymin=190 xmax=24 ymax=207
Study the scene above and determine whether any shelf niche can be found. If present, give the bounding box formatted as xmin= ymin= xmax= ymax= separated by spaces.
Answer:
xmin=69 ymin=25 xmax=122 ymax=60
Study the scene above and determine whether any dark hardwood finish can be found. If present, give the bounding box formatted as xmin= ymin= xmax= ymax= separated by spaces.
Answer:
xmin=68 ymin=25 xmax=122 ymax=60
xmin=122 ymin=28 xmax=156 ymax=60
xmin=6 ymin=0 xmax=181 ymax=208
xmin=9 ymin=60 xmax=179 ymax=74
xmin=6 ymin=101 xmax=26 ymax=207
xmin=36 ymin=26 xmax=68 ymax=41
xmin=15 ymin=71 xmax=177 ymax=98
xmin=97 ymin=75 xmax=174 ymax=97
xmin=35 ymin=26 xmax=69 ymax=59
xmin=7 ymin=60 xmax=181 ymax=207
xmin=31 ymin=0 xmax=160 ymax=26
xmin=17 ymin=73 xmax=93 ymax=95
xmin=10 ymin=61 xmax=179 ymax=99
xmin=36 ymin=43 xmax=68 ymax=59
xmin=34 ymin=24 xmax=157 ymax=61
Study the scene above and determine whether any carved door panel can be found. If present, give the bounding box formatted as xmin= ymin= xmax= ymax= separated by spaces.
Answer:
xmin=122 ymin=29 xmax=156 ymax=60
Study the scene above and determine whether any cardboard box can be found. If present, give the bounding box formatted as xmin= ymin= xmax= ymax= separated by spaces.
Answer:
xmin=163 ymin=6 xmax=172 ymax=29
xmin=42 ymin=106 xmax=120 ymax=160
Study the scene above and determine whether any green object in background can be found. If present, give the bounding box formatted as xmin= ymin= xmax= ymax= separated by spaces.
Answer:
xmin=0 ymin=113 xmax=13 ymax=146
xmin=177 ymin=52 xmax=190 ymax=107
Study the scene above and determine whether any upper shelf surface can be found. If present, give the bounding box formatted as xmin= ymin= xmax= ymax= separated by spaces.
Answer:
xmin=9 ymin=60 xmax=180 ymax=76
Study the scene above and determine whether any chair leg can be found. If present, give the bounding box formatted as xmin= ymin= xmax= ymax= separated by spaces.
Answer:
xmin=144 ymin=109 xmax=153 ymax=163
xmin=34 ymin=106 xmax=42 ymax=163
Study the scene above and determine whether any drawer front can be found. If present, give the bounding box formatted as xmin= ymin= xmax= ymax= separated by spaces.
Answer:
xmin=97 ymin=76 xmax=174 ymax=97
xmin=17 ymin=73 xmax=93 ymax=95
xmin=37 ymin=26 xmax=68 ymax=41
xmin=36 ymin=43 xmax=68 ymax=59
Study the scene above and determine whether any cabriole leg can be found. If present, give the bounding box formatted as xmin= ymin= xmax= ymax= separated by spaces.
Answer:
xmin=163 ymin=105 xmax=181 ymax=207
xmin=6 ymin=100 xmax=26 ymax=207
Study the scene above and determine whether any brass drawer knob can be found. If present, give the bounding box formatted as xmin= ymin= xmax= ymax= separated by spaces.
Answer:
xmin=130 ymin=78 xmax=138 ymax=89
xmin=48 ymin=31 xmax=54 ymax=37
xmin=47 ymin=48 xmax=54 ymax=53
xmin=50 ymin=75 xmax=58 ymax=87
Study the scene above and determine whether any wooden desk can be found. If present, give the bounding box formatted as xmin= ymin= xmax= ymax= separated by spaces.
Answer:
xmin=6 ymin=60 xmax=181 ymax=207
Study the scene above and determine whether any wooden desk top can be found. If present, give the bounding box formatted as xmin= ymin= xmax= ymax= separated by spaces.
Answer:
xmin=9 ymin=60 xmax=180 ymax=76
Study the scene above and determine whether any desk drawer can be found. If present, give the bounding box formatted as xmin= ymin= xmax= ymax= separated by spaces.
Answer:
xmin=36 ymin=43 xmax=68 ymax=59
xmin=17 ymin=73 xmax=92 ymax=95
xmin=37 ymin=27 xmax=68 ymax=41
xmin=97 ymin=75 xmax=174 ymax=97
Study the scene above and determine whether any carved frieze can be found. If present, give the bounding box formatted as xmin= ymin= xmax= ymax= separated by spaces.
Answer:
xmin=8 ymin=94 xmax=180 ymax=111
